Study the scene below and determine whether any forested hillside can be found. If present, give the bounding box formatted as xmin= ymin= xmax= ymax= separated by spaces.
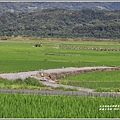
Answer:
xmin=0 ymin=9 xmax=120 ymax=39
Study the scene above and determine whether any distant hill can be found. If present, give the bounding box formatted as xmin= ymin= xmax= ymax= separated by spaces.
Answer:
xmin=0 ymin=8 xmax=119 ymax=39
xmin=0 ymin=2 xmax=120 ymax=14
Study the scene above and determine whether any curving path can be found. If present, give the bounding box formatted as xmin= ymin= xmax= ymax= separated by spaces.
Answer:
xmin=0 ymin=66 xmax=119 ymax=94
xmin=33 ymin=76 xmax=93 ymax=92
xmin=0 ymin=66 xmax=117 ymax=80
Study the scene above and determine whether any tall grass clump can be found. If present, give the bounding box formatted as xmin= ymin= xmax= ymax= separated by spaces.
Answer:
xmin=24 ymin=77 xmax=45 ymax=87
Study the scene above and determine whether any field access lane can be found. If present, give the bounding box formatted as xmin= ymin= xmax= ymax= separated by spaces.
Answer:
xmin=0 ymin=66 xmax=117 ymax=80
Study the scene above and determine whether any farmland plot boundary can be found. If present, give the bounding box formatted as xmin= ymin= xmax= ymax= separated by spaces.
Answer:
xmin=0 ymin=88 xmax=120 ymax=97
xmin=59 ymin=44 xmax=120 ymax=51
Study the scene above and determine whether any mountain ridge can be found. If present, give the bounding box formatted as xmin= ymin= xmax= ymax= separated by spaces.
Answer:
xmin=0 ymin=8 xmax=119 ymax=39
xmin=0 ymin=2 xmax=120 ymax=14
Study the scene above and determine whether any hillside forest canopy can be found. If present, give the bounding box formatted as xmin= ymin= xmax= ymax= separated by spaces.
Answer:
xmin=0 ymin=8 xmax=120 ymax=39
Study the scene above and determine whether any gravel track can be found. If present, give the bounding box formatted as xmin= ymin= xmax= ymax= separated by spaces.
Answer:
xmin=0 ymin=66 xmax=119 ymax=94
xmin=0 ymin=66 xmax=116 ymax=80
xmin=33 ymin=76 xmax=93 ymax=92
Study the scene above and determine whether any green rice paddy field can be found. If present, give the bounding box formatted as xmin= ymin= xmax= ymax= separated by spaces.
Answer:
xmin=59 ymin=70 xmax=120 ymax=92
xmin=0 ymin=39 xmax=120 ymax=73
xmin=0 ymin=38 xmax=120 ymax=118
xmin=0 ymin=92 xmax=120 ymax=118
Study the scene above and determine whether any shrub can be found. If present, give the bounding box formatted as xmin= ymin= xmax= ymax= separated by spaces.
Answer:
xmin=13 ymin=78 xmax=24 ymax=84
xmin=24 ymin=77 xmax=45 ymax=87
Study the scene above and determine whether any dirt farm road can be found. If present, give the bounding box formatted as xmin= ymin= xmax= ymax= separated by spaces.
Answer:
xmin=0 ymin=66 xmax=119 ymax=94
xmin=0 ymin=66 xmax=117 ymax=80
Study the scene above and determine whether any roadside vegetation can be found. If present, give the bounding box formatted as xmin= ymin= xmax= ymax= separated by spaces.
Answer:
xmin=0 ymin=77 xmax=45 ymax=90
xmin=0 ymin=77 xmax=77 ymax=91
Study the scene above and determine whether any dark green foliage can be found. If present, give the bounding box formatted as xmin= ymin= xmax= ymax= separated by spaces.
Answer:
xmin=14 ymin=78 xmax=24 ymax=84
xmin=0 ymin=78 xmax=12 ymax=86
xmin=0 ymin=77 xmax=45 ymax=88
xmin=35 ymin=43 xmax=42 ymax=47
xmin=0 ymin=9 xmax=120 ymax=39
xmin=24 ymin=77 xmax=45 ymax=87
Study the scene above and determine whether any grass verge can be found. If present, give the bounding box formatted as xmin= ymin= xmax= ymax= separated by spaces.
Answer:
xmin=0 ymin=77 xmax=77 ymax=91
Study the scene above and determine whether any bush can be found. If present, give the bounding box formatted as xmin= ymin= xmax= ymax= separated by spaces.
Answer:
xmin=24 ymin=77 xmax=45 ymax=87
xmin=13 ymin=78 xmax=24 ymax=84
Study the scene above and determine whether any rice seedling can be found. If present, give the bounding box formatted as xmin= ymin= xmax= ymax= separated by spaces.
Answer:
xmin=0 ymin=92 xmax=120 ymax=118
xmin=0 ymin=40 xmax=120 ymax=73
xmin=59 ymin=70 xmax=120 ymax=92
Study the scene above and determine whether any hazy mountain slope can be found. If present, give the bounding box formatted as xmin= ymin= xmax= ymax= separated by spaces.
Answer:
xmin=0 ymin=9 xmax=119 ymax=39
